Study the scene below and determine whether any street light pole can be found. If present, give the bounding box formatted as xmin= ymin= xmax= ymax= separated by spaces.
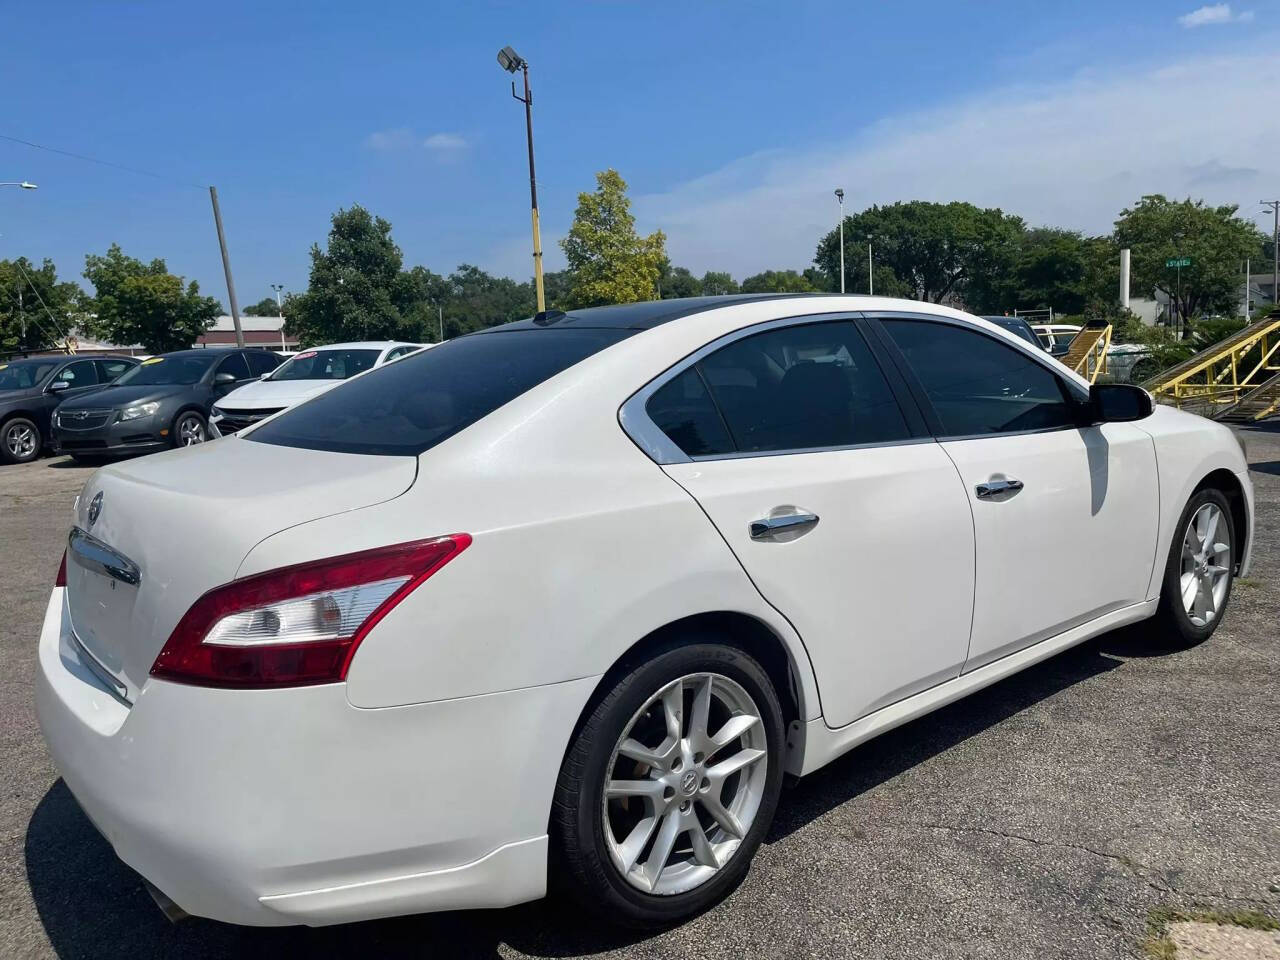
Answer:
xmin=834 ymin=188 xmax=845 ymax=294
xmin=498 ymin=46 xmax=545 ymax=314
xmin=209 ymin=186 xmax=245 ymax=348
xmin=1263 ymin=200 xmax=1280 ymax=312
xmin=0 ymin=181 xmax=38 ymax=190
xmin=868 ymin=240 xmax=874 ymax=296
xmin=270 ymin=284 xmax=286 ymax=351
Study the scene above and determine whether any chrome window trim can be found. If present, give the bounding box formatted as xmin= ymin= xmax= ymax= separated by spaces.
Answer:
xmin=620 ymin=310 xmax=924 ymax=466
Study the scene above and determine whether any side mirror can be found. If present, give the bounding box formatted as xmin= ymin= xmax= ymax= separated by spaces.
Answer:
xmin=48 ymin=379 xmax=70 ymax=392
xmin=214 ymin=372 xmax=237 ymax=385
xmin=1089 ymin=383 xmax=1153 ymax=423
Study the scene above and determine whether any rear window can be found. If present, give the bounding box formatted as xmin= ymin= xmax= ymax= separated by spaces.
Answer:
xmin=248 ymin=328 xmax=633 ymax=456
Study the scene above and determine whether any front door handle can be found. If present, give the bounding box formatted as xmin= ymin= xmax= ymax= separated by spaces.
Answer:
xmin=750 ymin=511 xmax=819 ymax=540
xmin=975 ymin=477 xmax=1024 ymax=501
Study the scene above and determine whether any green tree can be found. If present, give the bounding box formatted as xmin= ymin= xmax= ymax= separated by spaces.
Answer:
xmin=283 ymin=206 xmax=418 ymax=346
xmin=700 ymin=271 xmax=739 ymax=295
xmin=439 ymin=264 xmax=535 ymax=338
xmin=0 ymin=257 xmax=86 ymax=353
xmin=739 ymin=269 xmax=817 ymax=293
xmin=561 ymin=169 xmax=666 ymax=308
xmin=1114 ymin=195 xmax=1265 ymax=327
xmin=1006 ymin=228 xmax=1106 ymax=314
xmin=242 ymin=296 xmax=281 ymax=316
xmin=814 ymin=201 xmax=1024 ymax=308
xmin=658 ymin=265 xmax=703 ymax=299
xmin=83 ymin=244 xmax=221 ymax=353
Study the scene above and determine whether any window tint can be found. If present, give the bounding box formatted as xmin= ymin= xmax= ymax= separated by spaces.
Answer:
xmin=0 ymin=361 xmax=58 ymax=390
xmin=247 ymin=351 xmax=282 ymax=377
xmin=216 ymin=353 xmax=252 ymax=381
xmin=882 ymin=319 xmax=1077 ymax=436
xmin=646 ymin=368 xmax=734 ymax=457
xmin=56 ymin=360 xmax=99 ymax=387
xmin=96 ymin=358 xmax=133 ymax=382
xmin=250 ymin=328 xmax=632 ymax=456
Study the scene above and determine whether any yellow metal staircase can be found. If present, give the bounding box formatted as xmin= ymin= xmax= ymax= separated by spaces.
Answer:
xmin=1061 ymin=325 xmax=1111 ymax=383
xmin=1215 ymin=372 xmax=1280 ymax=422
xmin=1140 ymin=314 xmax=1280 ymax=418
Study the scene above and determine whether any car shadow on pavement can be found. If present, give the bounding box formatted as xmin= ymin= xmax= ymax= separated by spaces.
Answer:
xmin=25 ymin=629 xmax=1142 ymax=958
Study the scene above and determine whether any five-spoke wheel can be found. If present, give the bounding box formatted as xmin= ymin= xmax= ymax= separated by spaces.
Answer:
xmin=1152 ymin=487 xmax=1236 ymax=646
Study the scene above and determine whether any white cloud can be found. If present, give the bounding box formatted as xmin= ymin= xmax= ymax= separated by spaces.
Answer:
xmin=364 ymin=127 xmax=418 ymax=151
xmin=423 ymin=132 xmax=468 ymax=154
xmin=626 ymin=47 xmax=1280 ymax=278
xmin=1178 ymin=4 xmax=1253 ymax=27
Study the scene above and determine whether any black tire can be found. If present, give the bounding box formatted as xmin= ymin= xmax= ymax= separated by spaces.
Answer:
xmin=1147 ymin=487 xmax=1236 ymax=648
xmin=1 ymin=416 xmax=42 ymax=465
xmin=172 ymin=411 xmax=208 ymax=448
xmin=551 ymin=640 xmax=785 ymax=927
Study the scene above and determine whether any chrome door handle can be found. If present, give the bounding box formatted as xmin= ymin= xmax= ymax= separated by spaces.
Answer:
xmin=750 ymin=511 xmax=819 ymax=540
xmin=975 ymin=477 xmax=1024 ymax=500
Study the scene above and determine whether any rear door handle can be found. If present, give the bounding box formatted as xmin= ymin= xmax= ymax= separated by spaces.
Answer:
xmin=750 ymin=511 xmax=819 ymax=540
xmin=975 ymin=477 xmax=1024 ymax=500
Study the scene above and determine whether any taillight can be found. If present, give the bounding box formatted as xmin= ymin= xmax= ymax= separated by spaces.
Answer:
xmin=55 ymin=549 xmax=67 ymax=587
xmin=150 ymin=535 xmax=470 ymax=689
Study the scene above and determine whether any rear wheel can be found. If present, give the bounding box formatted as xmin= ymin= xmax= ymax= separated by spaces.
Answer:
xmin=172 ymin=411 xmax=207 ymax=447
xmin=552 ymin=642 xmax=785 ymax=927
xmin=1 ymin=417 xmax=42 ymax=464
xmin=1148 ymin=488 xmax=1235 ymax=647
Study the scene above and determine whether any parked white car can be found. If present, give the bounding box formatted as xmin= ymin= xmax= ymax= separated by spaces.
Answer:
xmin=37 ymin=296 xmax=1253 ymax=929
xmin=209 ymin=341 xmax=424 ymax=437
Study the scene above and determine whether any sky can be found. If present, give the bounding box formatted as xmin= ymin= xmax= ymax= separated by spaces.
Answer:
xmin=1 ymin=1 xmax=1277 ymax=310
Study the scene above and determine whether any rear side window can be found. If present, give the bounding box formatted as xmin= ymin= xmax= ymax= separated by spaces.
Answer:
xmin=250 ymin=328 xmax=633 ymax=456
xmin=648 ymin=320 xmax=910 ymax=457
xmin=96 ymin=358 xmax=133 ymax=382
xmin=247 ymin=351 xmax=282 ymax=377
xmin=216 ymin=353 xmax=252 ymax=381
xmin=881 ymin=319 xmax=1077 ymax=437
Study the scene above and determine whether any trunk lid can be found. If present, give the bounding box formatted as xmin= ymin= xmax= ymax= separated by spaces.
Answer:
xmin=65 ymin=437 xmax=416 ymax=703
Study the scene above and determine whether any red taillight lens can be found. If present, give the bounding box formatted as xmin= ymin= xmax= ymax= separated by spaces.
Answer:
xmin=150 ymin=534 xmax=470 ymax=689
xmin=55 ymin=549 xmax=67 ymax=587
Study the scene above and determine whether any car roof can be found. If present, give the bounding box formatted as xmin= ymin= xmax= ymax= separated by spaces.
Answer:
xmin=475 ymin=294 xmax=818 ymax=333
xmin=291 ymin=341 xmax=419 ymax=351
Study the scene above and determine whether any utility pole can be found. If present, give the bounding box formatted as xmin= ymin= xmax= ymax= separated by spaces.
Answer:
xmin=439 ymin=304 xmax=444 ymax=343
xmin=498 ymin=47 xmax=545 ymax=313
xmin=270 ymin=284 xmax=286 ymax=351
xmin=868 ymin=240 xmax=874 ymax=296
xmin=834 ymin=188 xmax=845 ymax=293
xmin=209 ymin=186 xmax=244 ymax=347
xmin=1263 ymin=200 xmax=1280 ymax=312
xmin=1244 ymin=259 xmax=1250 ymax=321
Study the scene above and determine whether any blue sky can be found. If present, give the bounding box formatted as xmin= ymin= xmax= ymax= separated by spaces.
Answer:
xmin=1 ymin=1 xmax=1276 ymax=310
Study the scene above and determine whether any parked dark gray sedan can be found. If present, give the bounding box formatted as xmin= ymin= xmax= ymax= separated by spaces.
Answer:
xmin=0 ymin=354 xmax=139 ymax=464
xmin=52 ymin=348 xmax=282 ymax=460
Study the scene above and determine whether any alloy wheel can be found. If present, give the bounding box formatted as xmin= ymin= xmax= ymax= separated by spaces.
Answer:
xmin=178 ymin=416 xmax=206 ymax=446
xmin=1180 ymin=502 xmax=1231 ymax=627
xmin=5 ymin=422 xmax=38 ymax=460
xmin=602 ymin=672 xmax=768 ymax=896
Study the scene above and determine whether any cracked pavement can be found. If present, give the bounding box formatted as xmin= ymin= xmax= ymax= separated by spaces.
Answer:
xmin=1 ymin=424 xmax=1277 ymax=959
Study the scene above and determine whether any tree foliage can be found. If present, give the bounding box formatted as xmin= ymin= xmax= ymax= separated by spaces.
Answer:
xmin=82 ymin=244 xmax=221 ymax=353
xmin=561 ymin=169 xmax=666 ymax=308
xmin=242 ymin=297 xmax=281 ymax=316
xmin=0 ymin=257 xmax=86 ymax=353
xmin=739 ymin=269 xmax=817 ymax=294
xmin=700 ymin=271 xmax=739 ymax=295
xmin=1114 ymin=195 xmax=1265 ymax=326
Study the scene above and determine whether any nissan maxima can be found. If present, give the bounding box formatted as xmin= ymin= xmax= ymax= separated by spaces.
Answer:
xmin=52 ymin=347 xmax=281 ymax=459
xmin=209 ymin=341 xmax=424 ymax=437
xmin=36 ymin=295 xmax=1253 ymax=928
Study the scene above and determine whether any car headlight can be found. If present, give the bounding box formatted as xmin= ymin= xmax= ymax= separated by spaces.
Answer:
xmin=120 ymin=401 xmax=160 ymax=421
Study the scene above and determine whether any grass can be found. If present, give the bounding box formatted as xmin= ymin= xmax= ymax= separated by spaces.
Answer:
xmin=1143 ymin=906 xmax=1279 ymax=958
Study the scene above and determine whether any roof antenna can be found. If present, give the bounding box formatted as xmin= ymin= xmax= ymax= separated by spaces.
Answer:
xmin=532 ymin=309 xmax=567 ymax=326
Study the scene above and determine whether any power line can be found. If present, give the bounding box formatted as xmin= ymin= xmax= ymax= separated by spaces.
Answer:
xmin=10 ymin=258 xmax=73 ymax=346
xmin=0 ymin=133 xmax=205 ymax=190
xmin=0 ymin=281 xmax=65 ymax=352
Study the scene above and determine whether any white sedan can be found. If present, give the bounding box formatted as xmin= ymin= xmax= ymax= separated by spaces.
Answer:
xmin=208 ymin=340 xmax=425 ymax=437
xmin=36 ymin=295 xmax=1253 ymax=928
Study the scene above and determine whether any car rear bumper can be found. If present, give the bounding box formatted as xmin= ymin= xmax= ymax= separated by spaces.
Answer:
xmin=35 ymin=587 xmax=597 ymax=926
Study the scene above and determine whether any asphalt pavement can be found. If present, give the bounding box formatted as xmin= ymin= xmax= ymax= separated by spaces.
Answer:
xmin=1 ymin=427 xmax=1277 ymax=959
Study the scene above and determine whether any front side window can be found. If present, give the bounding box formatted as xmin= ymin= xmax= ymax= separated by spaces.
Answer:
xmin=216 ymin=353 xmax=252 ymax=381
xmin=250 ymin=328 xmax=632 ymax=456
xmin=55 ymin=360 xmax=99 ymax=387
xmin=881 ymin=319 xmax=1077 ymax=437
xmin=647 ymin=320 xmax=910 ymax=457
xmin=247 ymin=351 xmax=282 ymax=377
xmin=96 ymin=358 xmax=133 ymax=382
xmin=270 ymin=349 xmax=381 ymax=381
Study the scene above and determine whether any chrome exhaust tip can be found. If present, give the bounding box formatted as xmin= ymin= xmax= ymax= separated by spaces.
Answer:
xmin=142 ymin=879 xmax=189 ymax=923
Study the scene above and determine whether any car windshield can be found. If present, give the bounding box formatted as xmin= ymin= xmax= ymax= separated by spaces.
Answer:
xmin=988 ymin=318 xmax=1041 ymax=348
xmin=270 ymin=349 xmax=382 ymax=381
xmin=114 ymin=355 xmax=215 ymax=386
xmin=250 ymin=328 xmax=633 ymax=456
xmin=0 ymin=360 xmax=59 ymax=390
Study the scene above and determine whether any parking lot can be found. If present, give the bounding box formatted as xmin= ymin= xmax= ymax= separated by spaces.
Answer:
xmin=0 ymin=427 xmax=1276 ymax=960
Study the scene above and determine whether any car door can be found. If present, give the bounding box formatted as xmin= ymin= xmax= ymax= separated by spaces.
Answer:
xmin=872 ymin=314 xmax=1160 ymax=671
xmin=42 ymin=359 xmax=101 ymax=433
xmin=628 ymin=315 xmax=976 ymax=728
xmin=210 ymin=352 xmax=254 ymax=410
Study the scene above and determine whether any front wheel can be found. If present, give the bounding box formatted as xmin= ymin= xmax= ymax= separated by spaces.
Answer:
xmin=1 ymin=417 xmax=42 ymax=464
xmin=1149 ymin=488 xmax=1236 ymax=647
xmin=552 ymin=642 xmax=785 ymax=927
xmin=172 ymin=411 xmax=208 ymax=447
